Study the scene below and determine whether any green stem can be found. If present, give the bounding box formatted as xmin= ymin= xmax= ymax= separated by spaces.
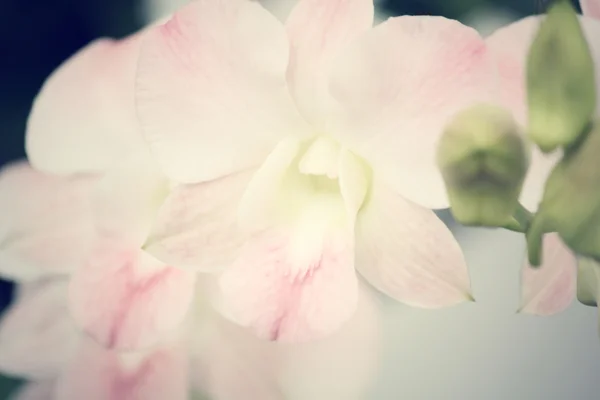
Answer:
xmin=502 ymin=203 xmax=534 ymax=233
xmin=526 ymin=213 xmax=546 ymax=267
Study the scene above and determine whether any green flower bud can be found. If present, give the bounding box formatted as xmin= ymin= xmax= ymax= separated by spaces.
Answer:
xmin=577 ymin=258 xmax=600 ymax=307
xmin=437 ymin=104 xmax=529 ymax=227
xmin=527 ymin=0 xmax=596 ymax=152
xmin=532 ymin=122 xmax=600 ymax=260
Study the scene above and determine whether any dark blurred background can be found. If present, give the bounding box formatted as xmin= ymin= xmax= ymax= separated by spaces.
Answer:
xmin=0 ymin=0 xmax=583 ymax=396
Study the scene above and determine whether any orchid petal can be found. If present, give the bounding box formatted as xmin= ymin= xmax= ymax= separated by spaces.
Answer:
xmin=355 ymin=180 xmax=472 ymax=308
xmin=329 ymin=16 xmax=497 ymax=209
xmin=216 ymin=224 xmax=358 ymax=343
xmin=280 ymin=283 xmax=382 ymax=400
xmin=519 ymin=233 xmax=577 ymax=315
xmin=55 ymin=338 xmax=187 ymax=400
xmin=69 ymin=241 xmax=196 ymax=350
xmin=0 ymin=280 xmax=78 ymax=379
xmin=285 ymin=0 xmax=374 ymax=126
xmin=144 ymin=170 xmax=254 ymax=272
xmin=0 ymin=162 xmax=98 ymax=281
xmin=191 ymin=302 xmax=283 ymax=400
xmin=94 ymin=150 xmax=169 ymax=248
xmin=582 ymin=0 xmax=600 ymax=19
xmin=136 ymin=0 xmax=309 ymax=183
xmin=26 ymin=36 xmax=143 ymax=175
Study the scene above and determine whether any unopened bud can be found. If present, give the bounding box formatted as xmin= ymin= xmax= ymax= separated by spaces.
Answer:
xmin=533 ymin=122 xmax=600 ymax=259
xmin=527 ymin=0 xmax=596 ymax=152
xmin=437 ymin=104 xmax=529 ymax=227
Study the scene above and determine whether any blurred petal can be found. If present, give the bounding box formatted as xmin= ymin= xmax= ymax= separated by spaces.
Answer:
xmin=0 ymin=280 xmax=78 ymax=379
xmin=519 ymin=233 xmax=577 ymax=315
xmin=136 ymin=0 xmax=309 ymax=183
xmin=94 ymin=150 xmax=169 ymax=247
xmin=486 ymin=16 xmax=600 ymax=210
xmin=280 ymin=283 xmax=382 ymax=400
xmin=145 ymin=170 xmax=254 ymax=271
xmin=285 ymin=0 xmax=373 ymax=125
xmin=355 ymin=180 xmax=472 ymax=308
xmin=11 ymin=381 xmax=56 ymax=400
xmin=582 ymin=0 xmax=600 ymax=19
xmin=216 ymin=225 xmax=358 ymax=343
xmin=191 ymin=303 xmax=283 ymax=400
xmin=26 ymin=36 xmax=143 ymax=175
xmin=0 ymin=162 xmax=98 ymax=281
xmin=55 ymin=338 xmax=187 ymax=400
xmin=329 ymin=16 xmax=497 ymax=209
xmin=69 ymin=241 xmax=196 ymax=350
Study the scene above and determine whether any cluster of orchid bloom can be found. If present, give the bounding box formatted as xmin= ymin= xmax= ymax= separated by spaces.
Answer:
xmin=0 ymin=0 xmax=599 ymax=399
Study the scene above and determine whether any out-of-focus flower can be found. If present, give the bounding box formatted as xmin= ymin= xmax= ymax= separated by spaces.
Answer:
xmin=130 ymin=0 xmax=503 ymax=342
xmin=15 ymin=25 xmax=200 ymax=351
xmin=0 ymin=277 xmax=382 ymax=400
xmin=484 ymin=1 xmax=600 ymax=318
xmin=437 ymin=104 xmax=529 ymax=227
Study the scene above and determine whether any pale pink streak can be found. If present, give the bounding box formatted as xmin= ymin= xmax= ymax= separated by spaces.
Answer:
xmin=69 ymin=241 xmax=196 ymax=350
xmin=216 ymin=227 xmax=358 ymax=343
xmin=329 ymin=16 xmax=498 ymax=209
xmin=520 ymin=233 xmax=577 ymax=315
xmin=0 ymin=162 xmax=98 ymax=281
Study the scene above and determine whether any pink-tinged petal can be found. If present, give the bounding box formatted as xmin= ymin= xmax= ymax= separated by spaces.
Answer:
xmin=145 ymin=170 xmax=254 ymax=271
xmin=485 ymin=16 xmax=600 ymax=210
xmin=191 ymin=302 xmax=283 ymax=400
xmin=69 ymin=241 xmax=196 ymax=350
xmin=94 ymin=150 xmax=169 ymax=248
xmin=0 ymin=280 xmax=78 ymax=379
xmin=330 ymin=16 xmax=495 ymax=208
xmin=26 ymin=35 xmax=144 ymax=175
xmin=355 ymin=180 xmax=472 ymax=308
xmin=519 ymin=233 xmax=577 ymax=315
xmin=12 ymin=381 xmax=56 ymax=400
xmin=55 ymin=338 xmax=187 ymax=400
xmin=136 ymin=0 xmax=309 ymax=184
xmin=329 ymin=16 xmax=497 ymax=209
xmin=582 ymin=0 xmax=600 ymax=19
xmin=285 ymin=0 xmax=374 ymax=126
xmin=215 ymin=225 xmax=358 ymax=343
xmin=280 ymin=283 xmax=382 ymax=400
xmin=0 ymin=161 xmax=98 ymax=281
